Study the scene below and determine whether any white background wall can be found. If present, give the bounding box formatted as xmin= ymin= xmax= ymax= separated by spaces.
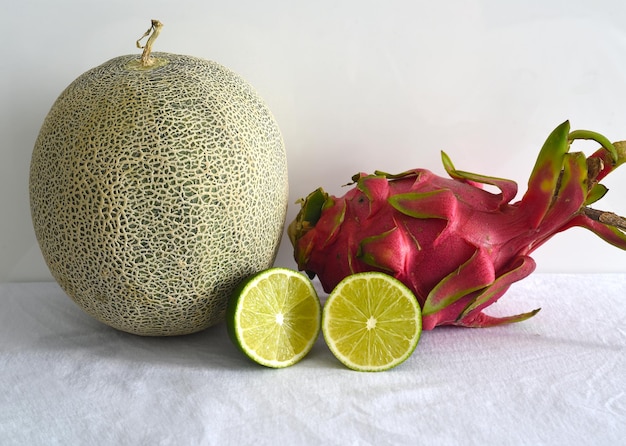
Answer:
xmin=2 ymin=0 xmax=626 ymax=282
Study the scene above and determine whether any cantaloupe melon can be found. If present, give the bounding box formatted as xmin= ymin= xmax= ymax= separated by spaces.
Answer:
xmin=29 ymin=21 xmax=288 ymax=336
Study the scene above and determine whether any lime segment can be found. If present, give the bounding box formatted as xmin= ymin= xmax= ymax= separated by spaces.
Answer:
xmin=322 ymin=272 xmax=422 ymax=372
xmin=226 ymin=268 xmax=321 ymax=368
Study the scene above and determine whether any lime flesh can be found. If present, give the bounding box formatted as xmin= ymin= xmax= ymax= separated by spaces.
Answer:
xmin=226 ymin=268 xmax=321 ymax=368
xmin=322 ymin=272 xmax=422 ymax=372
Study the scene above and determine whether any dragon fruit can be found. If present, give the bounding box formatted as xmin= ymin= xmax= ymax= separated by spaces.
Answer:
xmin=288 ymin=121 xmax=626 ymax=330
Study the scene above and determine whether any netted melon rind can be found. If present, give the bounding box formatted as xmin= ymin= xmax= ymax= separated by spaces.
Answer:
xmin=29 ymin=53 xmax=288 ymax=336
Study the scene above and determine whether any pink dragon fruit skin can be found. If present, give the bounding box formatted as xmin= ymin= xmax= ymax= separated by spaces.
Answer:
xmin=288 ymin=121 xmax=626 ymax=330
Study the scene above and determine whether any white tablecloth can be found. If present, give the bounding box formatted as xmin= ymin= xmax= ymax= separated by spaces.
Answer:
xmin=1 ymin=274 xmax=625 ymax=445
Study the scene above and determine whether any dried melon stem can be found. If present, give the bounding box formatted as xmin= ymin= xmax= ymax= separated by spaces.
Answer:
xmin=126 ymin=19 xmax=168 ymax=70
xmin=138 ymin=19 xmax=163 ymax=66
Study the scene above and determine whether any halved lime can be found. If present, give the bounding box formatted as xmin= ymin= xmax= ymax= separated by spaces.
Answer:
xmin=322 ymin=272 xmax=422 ymax=372
xmin=226 ymin=268 xmax=321 ymax=368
